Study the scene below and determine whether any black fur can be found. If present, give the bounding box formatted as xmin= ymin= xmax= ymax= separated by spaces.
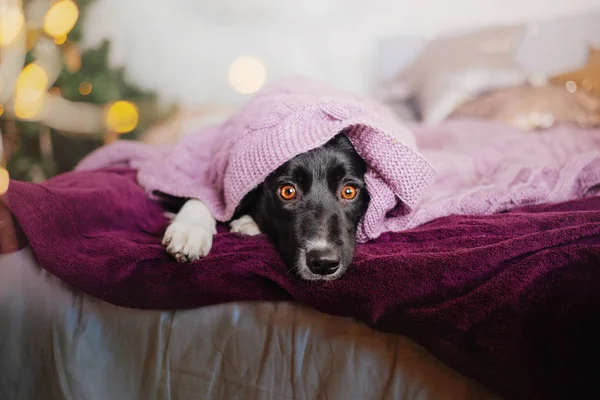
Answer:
xmin=236 ymin=133 xmax=369 ymax=281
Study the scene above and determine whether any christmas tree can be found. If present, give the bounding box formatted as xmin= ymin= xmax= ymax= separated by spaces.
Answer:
xmin=0 ymin=0 xmax=175 ymax=182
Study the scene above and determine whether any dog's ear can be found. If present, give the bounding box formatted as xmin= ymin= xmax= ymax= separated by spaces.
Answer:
xmin=330 ymin=131 xmax=353 ymax=148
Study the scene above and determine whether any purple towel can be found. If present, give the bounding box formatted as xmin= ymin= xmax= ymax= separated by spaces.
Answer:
xmin=4 ymin=167 xmax=600 ymax=400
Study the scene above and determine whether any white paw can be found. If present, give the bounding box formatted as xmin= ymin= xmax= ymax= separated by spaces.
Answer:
xmin=162 ymin=220 xmax=214 ymax=263
xmin=229 ymin=215 xmax=262 ymax=236
xmin=163 ymin=211 xmax=176 ymax=221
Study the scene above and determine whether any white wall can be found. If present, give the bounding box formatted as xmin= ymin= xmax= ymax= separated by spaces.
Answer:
xmin=82 ymin=0 xmax=600 ymax=107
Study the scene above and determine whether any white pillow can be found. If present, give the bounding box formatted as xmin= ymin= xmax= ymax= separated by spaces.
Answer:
xmin=379 ymin=25 xmax=528 ymax=124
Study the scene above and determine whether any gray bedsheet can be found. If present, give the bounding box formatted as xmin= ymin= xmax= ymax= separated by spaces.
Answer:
xmin=0 ymin=248 xmax=499 ymax=400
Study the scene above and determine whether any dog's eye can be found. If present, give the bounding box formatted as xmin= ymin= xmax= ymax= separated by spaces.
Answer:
xmin=279 ymin=185 xmax=297 ymax=200
xmin=340 ymin=185 xmax=358 ymax=200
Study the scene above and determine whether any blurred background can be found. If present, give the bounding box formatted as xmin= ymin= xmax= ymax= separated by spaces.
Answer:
xmin=1 ymin=0 xmax=600 ymax=183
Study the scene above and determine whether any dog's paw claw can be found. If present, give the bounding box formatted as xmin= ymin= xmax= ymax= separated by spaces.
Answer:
xmin=163 ymin=220 xmax=214 ymax=262
xmin=174 ymin=252 xmax=189 ymax=263
xmin=230 ymin=215 xmax=261 ymax=236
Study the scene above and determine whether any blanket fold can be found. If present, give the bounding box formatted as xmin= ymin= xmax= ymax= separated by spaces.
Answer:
xmin=4 ymin=167 xmax=600 ymax=400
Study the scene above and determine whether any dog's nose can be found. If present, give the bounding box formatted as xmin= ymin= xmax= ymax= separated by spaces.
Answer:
xmin=306 ymin=249 xmax=340 ymax=275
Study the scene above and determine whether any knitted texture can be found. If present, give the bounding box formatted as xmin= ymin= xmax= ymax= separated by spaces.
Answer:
xmin=76 ymin=77 xmax=435 ymax=242
xmin=76 ymin=77 xmax=600 ymax=241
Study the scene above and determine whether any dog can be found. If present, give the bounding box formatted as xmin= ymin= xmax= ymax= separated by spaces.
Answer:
xmin=162 ymin=133 xmax=370 ymax=281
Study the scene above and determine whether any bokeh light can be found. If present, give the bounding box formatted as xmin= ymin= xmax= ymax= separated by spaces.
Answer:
xmin=43 ymin=0 xmax=79 ymax=39
xmin=54 ymin=34 xmax=67 ymax=45
xmin=14 ymin=63 xmax=48 ymax=120
xmin=228 ymin=56 xmax=267 ymax=94
xmin=15 ymin=63 xmax=48 ymax=101
xmin=0 ymin=6 xmax=24 ymax=47
xmin=105 ymin=101 xmax=139 ymax=134
xmin=14 ymin=94 xmax=45 ymax=120
xmin=26 ymin=29 xmax=42 ymax=50
xmin=0 ymin=168 xmax=10 ymax=196
xmin=64 ymin=44 xmax=82 ymax=72
xmin=78 ymin=81 xmax=92 ymax=95
xmin=0 ymin=104 xmax=4 ymax=117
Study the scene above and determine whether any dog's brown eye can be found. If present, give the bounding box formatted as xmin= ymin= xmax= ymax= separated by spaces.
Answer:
xmin=340 ymin=185 xmax=358 ymax=200
xmin=279 ymin=185 xmax=297 ymax=200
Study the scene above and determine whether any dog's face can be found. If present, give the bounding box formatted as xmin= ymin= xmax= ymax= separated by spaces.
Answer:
xmin=249 ymin=134 xmax=369 ymax=281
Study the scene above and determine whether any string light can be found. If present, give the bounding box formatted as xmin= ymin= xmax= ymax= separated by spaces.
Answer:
xmin=0 ymin=168 xmax=9 ymax=196
xmin=78 ymin=81 xmax=92 ymax=95
xmin=15 ymin=63 xmax=48 ymax=101
xmin=14 ymin=63 xmax=48 ymax=120
xmin=14 ymin=94 xmax=45 ymax=119
xmin=228 ymin=56 xmax=266 ymax=94
xmin=0 ymin=5 xmax=24 ymax=47
xmin=565 ymin=81 xmax=577 ymax=93
xmin=43 ymin=0 xmax=79 ymax=39
xmin=105 ymin=101 xmax=139 ymax=134
xmin=26 ymin=29 xmax=42 ymax=51
xmin=54 ymin=34 xmax=67 ymax=45
xmin=64 ymin=44 xmax=82 ymax=72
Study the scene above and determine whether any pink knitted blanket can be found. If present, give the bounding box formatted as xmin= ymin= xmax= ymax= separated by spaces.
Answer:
xmin=76 ymin=77 xmax=600 ymax=242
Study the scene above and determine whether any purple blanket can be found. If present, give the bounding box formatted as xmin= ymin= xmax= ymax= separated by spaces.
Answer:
xmin=75 ymin=78 xmax=600 ymax=241
xmin=5 ymin=167 xmax=600 ymax=400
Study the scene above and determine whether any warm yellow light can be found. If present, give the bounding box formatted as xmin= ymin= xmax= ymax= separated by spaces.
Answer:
xmin=43 ymin=0 xmax=79 ymax=39
xmin=15 ymin=63 xmax=48 ymax=102
xmin=64 ymin=44 xmax=82 ymax=72
xmin=0 ymin=168 xmax=9 ymax=196
xmin=105 ymin=101 xmax=139 ymax=134
xmin=14 ymin=64 xmax=48 ymax=120
xmin=0 ymin=6 xmax=24 ymax=46
xmin=14 ymin=94 xmax=45 ymax=120
xmin=228 ymin=56 xmax=267 ymax=94
xmin=54 ymin=34 xmax=67 ymax=45
xmin=78 ymin=81 xmax=92 ymax=95
xmin=26 ymin=29 xmax=41 ymax=51
xmin=49 ymin=86 xmax=61 ymax=96
xmin=0 ymin=104 xmax=4 ymax=117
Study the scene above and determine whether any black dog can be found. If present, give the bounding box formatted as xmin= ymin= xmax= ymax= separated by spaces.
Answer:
xmin=235 ymin=133 xmax=370 ymax=281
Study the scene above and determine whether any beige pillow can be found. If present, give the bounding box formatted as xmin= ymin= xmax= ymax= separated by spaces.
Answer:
xmin=383 ymin=25 xmax=527 ymax=124
xmin=451 ymin=85 xmax=600 ymax=129
xmin=549 ymin=46 xmax=600 ymax=96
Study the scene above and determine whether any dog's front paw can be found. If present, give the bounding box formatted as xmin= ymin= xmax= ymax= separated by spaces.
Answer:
xmin=229 ymin=215 xmax=262 ymax=236
xmin=162 ymin=220 xmax=214 ymax=263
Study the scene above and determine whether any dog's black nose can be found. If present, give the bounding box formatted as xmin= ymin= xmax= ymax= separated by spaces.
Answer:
xmin=306 ymin=249 xmax=340 ymax=275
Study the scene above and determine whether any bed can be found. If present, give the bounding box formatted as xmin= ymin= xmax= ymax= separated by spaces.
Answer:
xmin=4 ymin=18 xmax=600 ymax=397
xmin=1 ymin=249 xmax=497 ymax=400
xmin=3 ymin=156 xmax=600 ymax=400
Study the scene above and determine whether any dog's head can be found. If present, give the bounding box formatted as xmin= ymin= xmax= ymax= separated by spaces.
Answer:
xmin=249 ymin=133 xmax=369 ymax=281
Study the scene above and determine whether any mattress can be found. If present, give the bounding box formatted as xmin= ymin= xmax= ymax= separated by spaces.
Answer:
xmin=0 ymin=248 xmax=499 ymax=400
